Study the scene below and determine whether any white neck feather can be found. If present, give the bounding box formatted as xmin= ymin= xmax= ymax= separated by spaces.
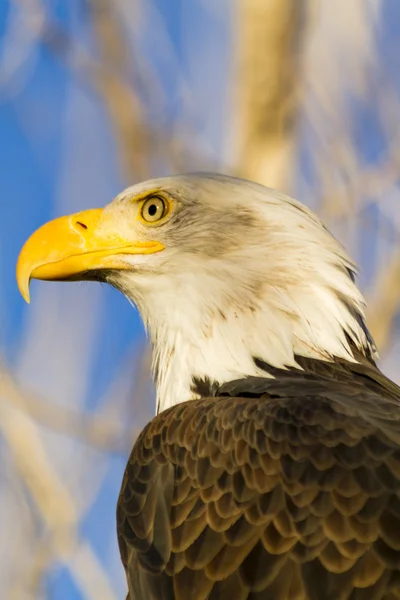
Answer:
xmin=122 ymin=259 xmax=374 ymax=413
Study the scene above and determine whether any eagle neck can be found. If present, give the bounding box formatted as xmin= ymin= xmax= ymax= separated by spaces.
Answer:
xmin=145 ymin=290 xmax=374 ymax=414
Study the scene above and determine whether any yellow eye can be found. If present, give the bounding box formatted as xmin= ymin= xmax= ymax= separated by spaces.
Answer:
xmin=141 ymin=196 xmax=168 ymax=223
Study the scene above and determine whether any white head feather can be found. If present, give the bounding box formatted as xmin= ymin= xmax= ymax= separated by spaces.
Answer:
xmin=106 ymin=174 xmax=376 ymax=413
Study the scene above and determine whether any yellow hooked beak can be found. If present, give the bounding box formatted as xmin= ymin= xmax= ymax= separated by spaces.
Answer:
xmin=16 ymin=208 xmax=164 ymax=303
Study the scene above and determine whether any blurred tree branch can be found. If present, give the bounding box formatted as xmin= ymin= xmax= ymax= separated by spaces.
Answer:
xmin=37 ymin=1 xmax=204 ymax=183
xmin=367 ymin=253 xmax=400 ymax=352
xmin=0 ymin=377 xmax=118 ymax=600
xmin=234 ymin=0 xmax=305 ymax=191
xmin=85 ymin=0 xmax=152 ymax=181
xmin=1 ymin=367 xmax=139 ymax=454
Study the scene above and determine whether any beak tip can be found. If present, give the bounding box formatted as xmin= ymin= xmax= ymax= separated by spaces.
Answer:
xmin=17 ymin=279 xmax=31 ymax=304
xmin=16 ymin=259 xmax=31 ymax=304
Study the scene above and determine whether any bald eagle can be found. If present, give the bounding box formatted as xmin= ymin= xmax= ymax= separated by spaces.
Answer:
xmin=17 ymin=174 xmax=400 ymax=600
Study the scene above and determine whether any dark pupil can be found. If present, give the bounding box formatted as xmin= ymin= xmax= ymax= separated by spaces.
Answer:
xmin=148 ymin=203 xmax=158 ymax=217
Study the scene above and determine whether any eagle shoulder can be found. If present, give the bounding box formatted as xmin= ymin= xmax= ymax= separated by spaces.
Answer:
xmin=117 ymin=364 xmax=400 ymax=600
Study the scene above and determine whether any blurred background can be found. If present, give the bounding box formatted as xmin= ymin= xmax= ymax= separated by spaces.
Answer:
xmin=2 ymin=0 xmax=400 ymax=598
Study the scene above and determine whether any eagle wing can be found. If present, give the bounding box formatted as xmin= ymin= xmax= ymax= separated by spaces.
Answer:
xmin=117 ymin=361 xmax=400 ymax=600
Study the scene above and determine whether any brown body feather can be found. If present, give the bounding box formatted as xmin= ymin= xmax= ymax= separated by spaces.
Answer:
xmin=117 ymin=359 xmax=400 ymax=600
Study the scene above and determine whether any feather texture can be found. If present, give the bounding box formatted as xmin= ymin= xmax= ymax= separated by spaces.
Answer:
xmin=118 ymin=358 xmax=400 ymax=599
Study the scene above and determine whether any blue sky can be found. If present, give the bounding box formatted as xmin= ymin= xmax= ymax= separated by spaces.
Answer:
xmin=0 ymin=2 xmax=141 ymax=595
xmin=2 ymin=1 xmax=400 ymax=599
xmin=0 ymin=1 xmax=230 ymax=598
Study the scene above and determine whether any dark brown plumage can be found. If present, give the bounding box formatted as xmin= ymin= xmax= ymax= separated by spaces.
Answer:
xmin=117 ymin=357 xmax=400 ymax=600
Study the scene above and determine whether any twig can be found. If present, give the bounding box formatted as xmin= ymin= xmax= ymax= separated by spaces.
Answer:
xmin=1 ymin=367 xmax=138 ymax=454
xmin=0 ymin=395 xmax=119 ymax=600
xmin=366 ymin=252 xmax=400 ymax=353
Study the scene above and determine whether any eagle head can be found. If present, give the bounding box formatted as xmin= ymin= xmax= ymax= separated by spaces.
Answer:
xmin=17 ymin=174 xmax=376 ymax=411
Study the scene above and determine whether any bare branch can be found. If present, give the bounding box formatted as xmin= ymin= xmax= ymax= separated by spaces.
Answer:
xmin=233 ymin=0 xmax=305 ymax=191
xmin=0 ymin=395 xmax=119 ymax=600
xmin=1 ymin=367 xmax=138 ymax=454
xmin=367 ymin=253 xmax=400 ymax=353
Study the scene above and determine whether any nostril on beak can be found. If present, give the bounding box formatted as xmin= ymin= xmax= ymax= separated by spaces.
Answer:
xmin=76 ymin=221 xmax=88 ymax=230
